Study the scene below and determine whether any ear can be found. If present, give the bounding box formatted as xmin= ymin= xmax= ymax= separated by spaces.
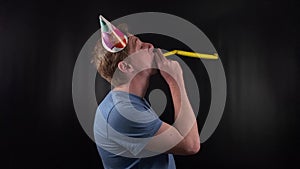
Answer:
xmin=118 ymin=61 xmax=134 ymax=73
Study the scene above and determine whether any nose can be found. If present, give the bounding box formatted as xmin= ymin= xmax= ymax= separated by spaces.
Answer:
xmin=141 ymin=42 xmax=154 ymax=50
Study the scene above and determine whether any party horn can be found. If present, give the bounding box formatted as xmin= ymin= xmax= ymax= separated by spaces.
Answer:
xmin=163 ymin=50 xmax=218 ymax=60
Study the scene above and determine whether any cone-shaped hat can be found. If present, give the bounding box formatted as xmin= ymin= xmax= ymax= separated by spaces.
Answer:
xmin=99 ymin=15 xmax=128 ymax=53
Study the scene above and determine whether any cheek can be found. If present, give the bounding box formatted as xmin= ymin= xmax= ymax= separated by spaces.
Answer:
xmin=129 ymin=50 xmax=154 ymax=68
xmin=144 ymin=54 xmax=154 ymax=65
xmin=138 ymin=52 xmax=152 ymax=64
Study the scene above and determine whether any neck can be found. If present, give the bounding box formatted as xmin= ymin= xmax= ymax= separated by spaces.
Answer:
xmin=113 ymin=72 xmax=150 ymax=98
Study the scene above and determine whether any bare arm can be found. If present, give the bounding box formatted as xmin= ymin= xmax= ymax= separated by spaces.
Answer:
xmin=145 ymin=49 xmax=200 ymax=155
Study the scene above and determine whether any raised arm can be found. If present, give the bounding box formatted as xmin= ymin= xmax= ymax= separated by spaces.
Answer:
xmin=146 ymin=49 xmax=200 ymax=155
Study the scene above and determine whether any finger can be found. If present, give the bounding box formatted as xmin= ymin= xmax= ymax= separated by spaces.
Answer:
xmin=154 ymin=48 xmax=163 ymax=63
xmin=156 ymin=48 xmax=167 ymax=61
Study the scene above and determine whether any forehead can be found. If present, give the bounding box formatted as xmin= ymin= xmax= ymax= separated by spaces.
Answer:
xmin=126 ymin=35 xmax=143 ymax=55
xmin=127 ymin=35 xmax=140 ymax=47
xmin=128 ymin=35 xmax=139 ymax=41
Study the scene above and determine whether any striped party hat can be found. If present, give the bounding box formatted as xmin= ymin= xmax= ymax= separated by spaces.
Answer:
xmin=99 ymin=15 xmax=128 ymax=53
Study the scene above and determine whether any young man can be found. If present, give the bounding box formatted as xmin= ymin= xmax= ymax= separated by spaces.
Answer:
xmin=93 ymin=16 xmax=200 ymax=169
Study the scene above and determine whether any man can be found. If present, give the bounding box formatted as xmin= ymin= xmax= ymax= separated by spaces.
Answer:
xmin=93 ymin=15 xmax=200 ymax=169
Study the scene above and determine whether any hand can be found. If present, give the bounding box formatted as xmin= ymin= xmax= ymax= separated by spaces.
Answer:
xmin=154 ymin=49 xmax=184 ymax=85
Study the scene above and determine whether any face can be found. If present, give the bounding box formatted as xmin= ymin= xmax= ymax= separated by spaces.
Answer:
xmin=126 ymin=36 xmax=155 ymax=71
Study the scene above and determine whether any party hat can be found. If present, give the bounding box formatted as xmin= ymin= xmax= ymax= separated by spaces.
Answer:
xmin=99 ymin=15 xmax=128 ymax=53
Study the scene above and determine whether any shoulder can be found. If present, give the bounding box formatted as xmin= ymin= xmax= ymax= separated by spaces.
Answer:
xmin=109 ymin=100 xmax=157 ymax=124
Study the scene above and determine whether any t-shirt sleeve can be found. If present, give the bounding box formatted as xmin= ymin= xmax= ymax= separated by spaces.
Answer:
xmin=106 ymin=101 xmax=162 ymax=156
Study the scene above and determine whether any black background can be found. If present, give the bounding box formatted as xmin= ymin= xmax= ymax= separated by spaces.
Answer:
xmin=1 ymin=0 xmax=300 ymax=168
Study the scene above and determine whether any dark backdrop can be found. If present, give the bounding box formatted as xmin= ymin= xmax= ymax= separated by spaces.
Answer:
xmin=1 ymin=0 xmax=299 ymax=168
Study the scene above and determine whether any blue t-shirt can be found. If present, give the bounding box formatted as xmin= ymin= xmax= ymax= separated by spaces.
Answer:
xmin=94 ymin=90 xmax=176 ymax=169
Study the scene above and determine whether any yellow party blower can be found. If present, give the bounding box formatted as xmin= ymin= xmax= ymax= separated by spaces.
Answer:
xmin=163 ymin=50 xmax=219 ymax=60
